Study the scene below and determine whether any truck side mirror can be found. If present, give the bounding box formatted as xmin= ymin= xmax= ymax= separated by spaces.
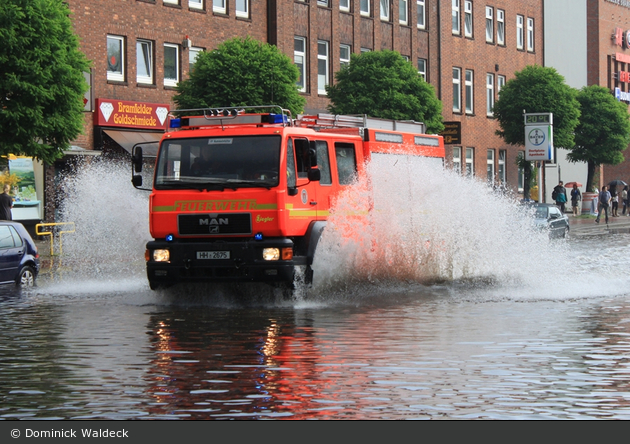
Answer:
xmin=131 ymin=175 xmax=143 ymax=188
xmin=308 ymin=168 xmax=321 ymax=182
xmin=308 ymin=141 xmax=318 ymax=169
xmin=132 ymin=146 xmax=143 ymax=173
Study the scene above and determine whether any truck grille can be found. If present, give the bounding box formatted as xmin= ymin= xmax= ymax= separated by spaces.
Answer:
xmin=178 ymin=213 xmax=252 ymax=236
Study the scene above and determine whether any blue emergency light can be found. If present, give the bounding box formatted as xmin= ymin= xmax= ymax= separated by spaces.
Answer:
xmin=169 ymin=118 xmax=181 ymax=129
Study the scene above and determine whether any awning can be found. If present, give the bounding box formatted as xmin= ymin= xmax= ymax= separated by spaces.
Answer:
xmin=103 ymin=129 xmax=162 ymax=157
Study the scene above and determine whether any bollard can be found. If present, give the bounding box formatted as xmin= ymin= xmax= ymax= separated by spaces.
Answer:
xmin=35 ymin=222 xmax=76 ymax=256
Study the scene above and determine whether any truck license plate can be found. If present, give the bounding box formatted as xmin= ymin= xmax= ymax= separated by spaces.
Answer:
xmin=197 ymin=251 xmax=230 ymax=260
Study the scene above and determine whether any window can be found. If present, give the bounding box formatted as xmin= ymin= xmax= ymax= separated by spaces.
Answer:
xmin=189 ymin=0 xmax=203 ymax=9
xmin=163 ymin=0 xmax=179 ymax=4
xmin=316 ymin=141 xmax=332 ymax=185
xmin=399 ymin=0 xmax=408 ymax=25
xmin=417 ymin=0 xmax=425 ymax=29
xmin=361 ymin=47 xmax=371 ymax=53
xmin=487 ymin=149 xmax=495 ymax=183
xmin=340 ymin=0 xmax=350 ymax=11
xmin=340 ymin=44 xmax=351 ymax=68
xmin=136 ymin=39 xmax=153 ymax=84
xmin=518 ymin=150 xmax=525 ymax=191
xmin=107 ymin=35 xmax=125 ymax=82
xmin=465 ymin=147 xmax=474 ymax=177
xmin=360 ymin=0 xmax=370 ymax=16
xmin=465 ymin=69 xmax=473 ymax=114
xmin=380 ymin=0 xmax=390 ymax=21
xmin=164 ymin=43 xmax=179 ymax=87
xmin=516 ymin=15 xmax=524 ymax=49
xmin=452 ymin=0 xmax=460 ymax=35
xmin=497 ymin=9 xmax=505 ymax=45
xmin=453 ymin=67 xmax=461 ymax=112
xmin=453 ymin=147 xmax=462 ymax=174
xmin=294 ymin=37 xmax=306 ymax=92
xmin=498 ymin=150 xmax=506 ymax=184
xmin=464 ymin=1 xmax=473 ymax=38
xmin=236 ymin=0 xmax=249 ymax=18
xmin=417 ymin=58 xmax=427 ymax=80
xmin=497 ymin=75 xmax=506 ymax=95
xmin=213 ymin=0 xmax=226 ymax=14
xmin=485 ymin=6 xmax=493 ymax=43
xmin=335 ymin=143 xmax=358 ymax=185
xmin=189 ymin=47 xmax=203 ymax=72
xmin=486 ymin=73 xmax=494 ymax=116
xmin=318 ymin=40 xmax=329 ymax=94
xmin=527 ymin=17 xmax=534 ymax=51
xmin=317 ymin=0 xmax=330 ymax=6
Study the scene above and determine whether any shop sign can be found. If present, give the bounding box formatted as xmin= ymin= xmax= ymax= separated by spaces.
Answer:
xmin=607 ymin=0 xmax=630 ymax=10
xmin=95 ymin=98 xmax=170 ymax=130
xmin=615 ymin=87 xmax=630 ymax=103
xmin=439 ymin=121 xmax=461 ymax=144
xmin=612 ymin=27 xmax=630 ymax=48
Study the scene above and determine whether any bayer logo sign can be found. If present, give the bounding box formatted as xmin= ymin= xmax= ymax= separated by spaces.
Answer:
xmin=528 ymin=128 xmax=546 ymax=146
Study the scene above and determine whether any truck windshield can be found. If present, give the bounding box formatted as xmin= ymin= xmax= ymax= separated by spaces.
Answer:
xmin=154 ymin=135 xmax=281 ymax=190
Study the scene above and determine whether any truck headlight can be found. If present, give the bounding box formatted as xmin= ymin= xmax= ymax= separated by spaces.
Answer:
xmin=262 ymin=248 xmax=280 ymax=261
xmin=153 ymin=249 xmax=170 ymax=262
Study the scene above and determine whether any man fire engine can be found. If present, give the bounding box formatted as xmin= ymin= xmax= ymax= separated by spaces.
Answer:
xmin=131 ymin=105 xmax=444 ymax=291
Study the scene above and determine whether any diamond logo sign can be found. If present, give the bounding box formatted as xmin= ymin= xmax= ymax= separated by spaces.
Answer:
xmin=156 ymin=107 xmax=168 ymax=126
xmin=99 ymin=101 xmax=114 ymax=122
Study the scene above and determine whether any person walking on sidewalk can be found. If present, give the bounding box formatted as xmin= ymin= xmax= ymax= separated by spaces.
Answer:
xmin=623 ymin=186 xmax=629 ymax=215
xmin=612 ymin=188 xmax=620 ymax=217
xmin=553 ymin=181 xmax=568 ymax=213
xmin=0 ymin=184 xmax=13 ymax=221
xmin=595 ymin=185 xmax=612 ymax=224
xmin=571 ymin=183 xmax=582 ymax=216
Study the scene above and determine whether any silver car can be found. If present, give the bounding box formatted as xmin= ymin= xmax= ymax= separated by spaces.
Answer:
xmin=531 ymin=203 xmax=570 ymax=238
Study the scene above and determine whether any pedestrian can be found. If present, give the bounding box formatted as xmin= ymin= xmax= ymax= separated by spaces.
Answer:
xmin=570 ymin=183 xmax=582 ymax=216
xmin=0 ymin=184 xmax=13 ymax=221
xmin=595 ymin=185 xmax=612 ymax=224
xmin=552 ymin=181 xmax=568 ymax=213
xmin=622 ymin=185 xmax=629 ymax=215
xmin=612 ymin=188 xmax=620 ymax=217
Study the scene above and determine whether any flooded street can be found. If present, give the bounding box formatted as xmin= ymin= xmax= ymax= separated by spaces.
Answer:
xmin=3 ymin=161 xmax=630 ymax=420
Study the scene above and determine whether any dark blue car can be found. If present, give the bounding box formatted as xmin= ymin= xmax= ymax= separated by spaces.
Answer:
xmin=0 ymin=222 xmax=40 ymax=287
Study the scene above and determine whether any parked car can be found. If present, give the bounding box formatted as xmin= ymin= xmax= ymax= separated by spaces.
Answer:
xmin=0 ymin=221 xmax=40 ymax=287
xmin=526 ymin=203 xmax=570 ymax=239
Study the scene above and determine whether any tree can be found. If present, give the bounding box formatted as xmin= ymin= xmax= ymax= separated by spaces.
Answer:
xmin=174 ymin=37 xmax=306 ymax=117
xmin=567 ymin=85 xmax=630 ymax=192
xmin=492 ymin=65 xmax=580 ymax=199
xmin=0 ymin=0 xmax=90 ymax=164
xmin=325 ymin=50 xmax=444 ymax=134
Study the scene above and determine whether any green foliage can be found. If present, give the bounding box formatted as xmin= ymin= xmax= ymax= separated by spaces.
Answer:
xmin=174 ymin=37 xmax=306 ymax=117
xmin=325 ymin=50 xmax=444 ymax=134
xmin=493 ymin=65 xmax=580 ymax=149
xmin=567 ymin=85 xmax=630 ymax=191
xmin=0 ymin=0 xmax=90 ymax=164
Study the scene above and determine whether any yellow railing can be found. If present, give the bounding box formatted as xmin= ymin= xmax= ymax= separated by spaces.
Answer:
xmin=35 ymin=222 xmax=76 ymax=256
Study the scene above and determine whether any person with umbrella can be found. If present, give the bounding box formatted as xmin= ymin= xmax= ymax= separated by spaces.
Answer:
xmin=570 ymin=183 xmax=582 ymax=216
xmin=552 ymin=181 xmax=568 ymax=213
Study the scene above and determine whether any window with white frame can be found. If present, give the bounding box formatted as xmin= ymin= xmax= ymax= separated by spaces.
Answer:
xmin=452 ymin=0 xmax=460 ymax=35
xmin=294 ymin=37 xmax=307 ymax=92
xmin=453 ymin=147 xmax=462 ymax=174
xmin=317 ymin=0 xmax=330 ymax=7
xmin=361 ymin=47 xmax=371 ymax=53
xmin=486 ymin=73 xmax=494 ymax=116
xmin=399 ymin=0 xmax=408 ymax=25
xmin=517 ymin=150 xmax=525 ymax=191
xmin=498 ymin=149 xmax=506 ymax=184
xmin=465 ymin=69 xmax=473 ymax=114
xmin=360 ymin=0 xmax=370 ymax=16
xmin=340 ymin=0 xmax=350 ymax=11
xmin=136 ymin=39 xmax=153 ymax=84
xmin=189 ymin=0 xmax=203 ymax=10
xmin=318 ymin=40 xmax=329 ymax=94
xmin=464 ymin=1 xmax=473 ymax=38
xmin=340 ymin=44 xmax=351 ymax=68
xmin=465 ymin=147 xmax=474 ymax=177
xmin=236 ymin=0 xmax=249 ymax=18
xmin=487 ymin=149 xmax=495 ymax=183
xmin=107 ymin=35 xmax=125 ymax=82
xmin=497 ymin=9 xmax=505 ymax=45
xmin=417 ymin=58 xmax=427 ymax=80
xmin=164 ymin=43 xmax=179 ymax=87
xmin=380 ymin=0 xmax=390 ymax=21
xmin=527 ymin=17 xmax=534 ymax=51
xmin=417 ymin=0 xmax=425 ymax=29
xmin=485 ymin=6 xmax=493 ymax=43
xmin=189 ymin=47 xmax=203 ymax=72
xmin=453 ymin=67 xmax=461 ymax=112
xmin=497 ymin=74 xmax=506 ymax=95
xmin=516 ymin=15 xmax=524 ymax=49
xmin=163 ymin=0 xmax=179 ymax=5
xmin=213 ymin=0 xmax=226 ymax=14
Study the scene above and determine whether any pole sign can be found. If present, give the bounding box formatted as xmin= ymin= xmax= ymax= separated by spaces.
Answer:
xmin=524 ymin=113 xmax=553 ymax=161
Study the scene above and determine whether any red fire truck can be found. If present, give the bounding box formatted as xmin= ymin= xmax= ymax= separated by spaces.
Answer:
xmin=131 ymin=105 xmax=444 ymax=291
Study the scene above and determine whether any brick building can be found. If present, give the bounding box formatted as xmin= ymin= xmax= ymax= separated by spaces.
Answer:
xmin=43 ymin=0 xmax=545 ymax=221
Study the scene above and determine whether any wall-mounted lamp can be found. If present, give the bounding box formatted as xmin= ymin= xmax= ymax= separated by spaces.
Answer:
xmin=183 ymin=35 xmax=191 ymax=49
xmin=495 ymin=64 xmax=499 ymax=72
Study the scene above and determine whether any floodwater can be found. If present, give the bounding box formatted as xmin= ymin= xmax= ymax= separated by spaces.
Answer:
xmin=2 ymin=159 xmax=630 ymax=420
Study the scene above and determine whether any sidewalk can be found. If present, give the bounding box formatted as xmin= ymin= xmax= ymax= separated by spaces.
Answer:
xmin=568 ymin=212 xmax=630 ymax=237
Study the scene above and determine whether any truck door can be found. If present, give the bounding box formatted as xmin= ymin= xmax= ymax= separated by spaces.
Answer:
xmin=314 ymin=140 xmax=333 ymax=219
xmin=286 ymin=138 xmax=319 ymax=233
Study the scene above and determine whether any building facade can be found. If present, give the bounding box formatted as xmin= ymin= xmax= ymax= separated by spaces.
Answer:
xmin=47 ymin=0 xmax=545 ymax=221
